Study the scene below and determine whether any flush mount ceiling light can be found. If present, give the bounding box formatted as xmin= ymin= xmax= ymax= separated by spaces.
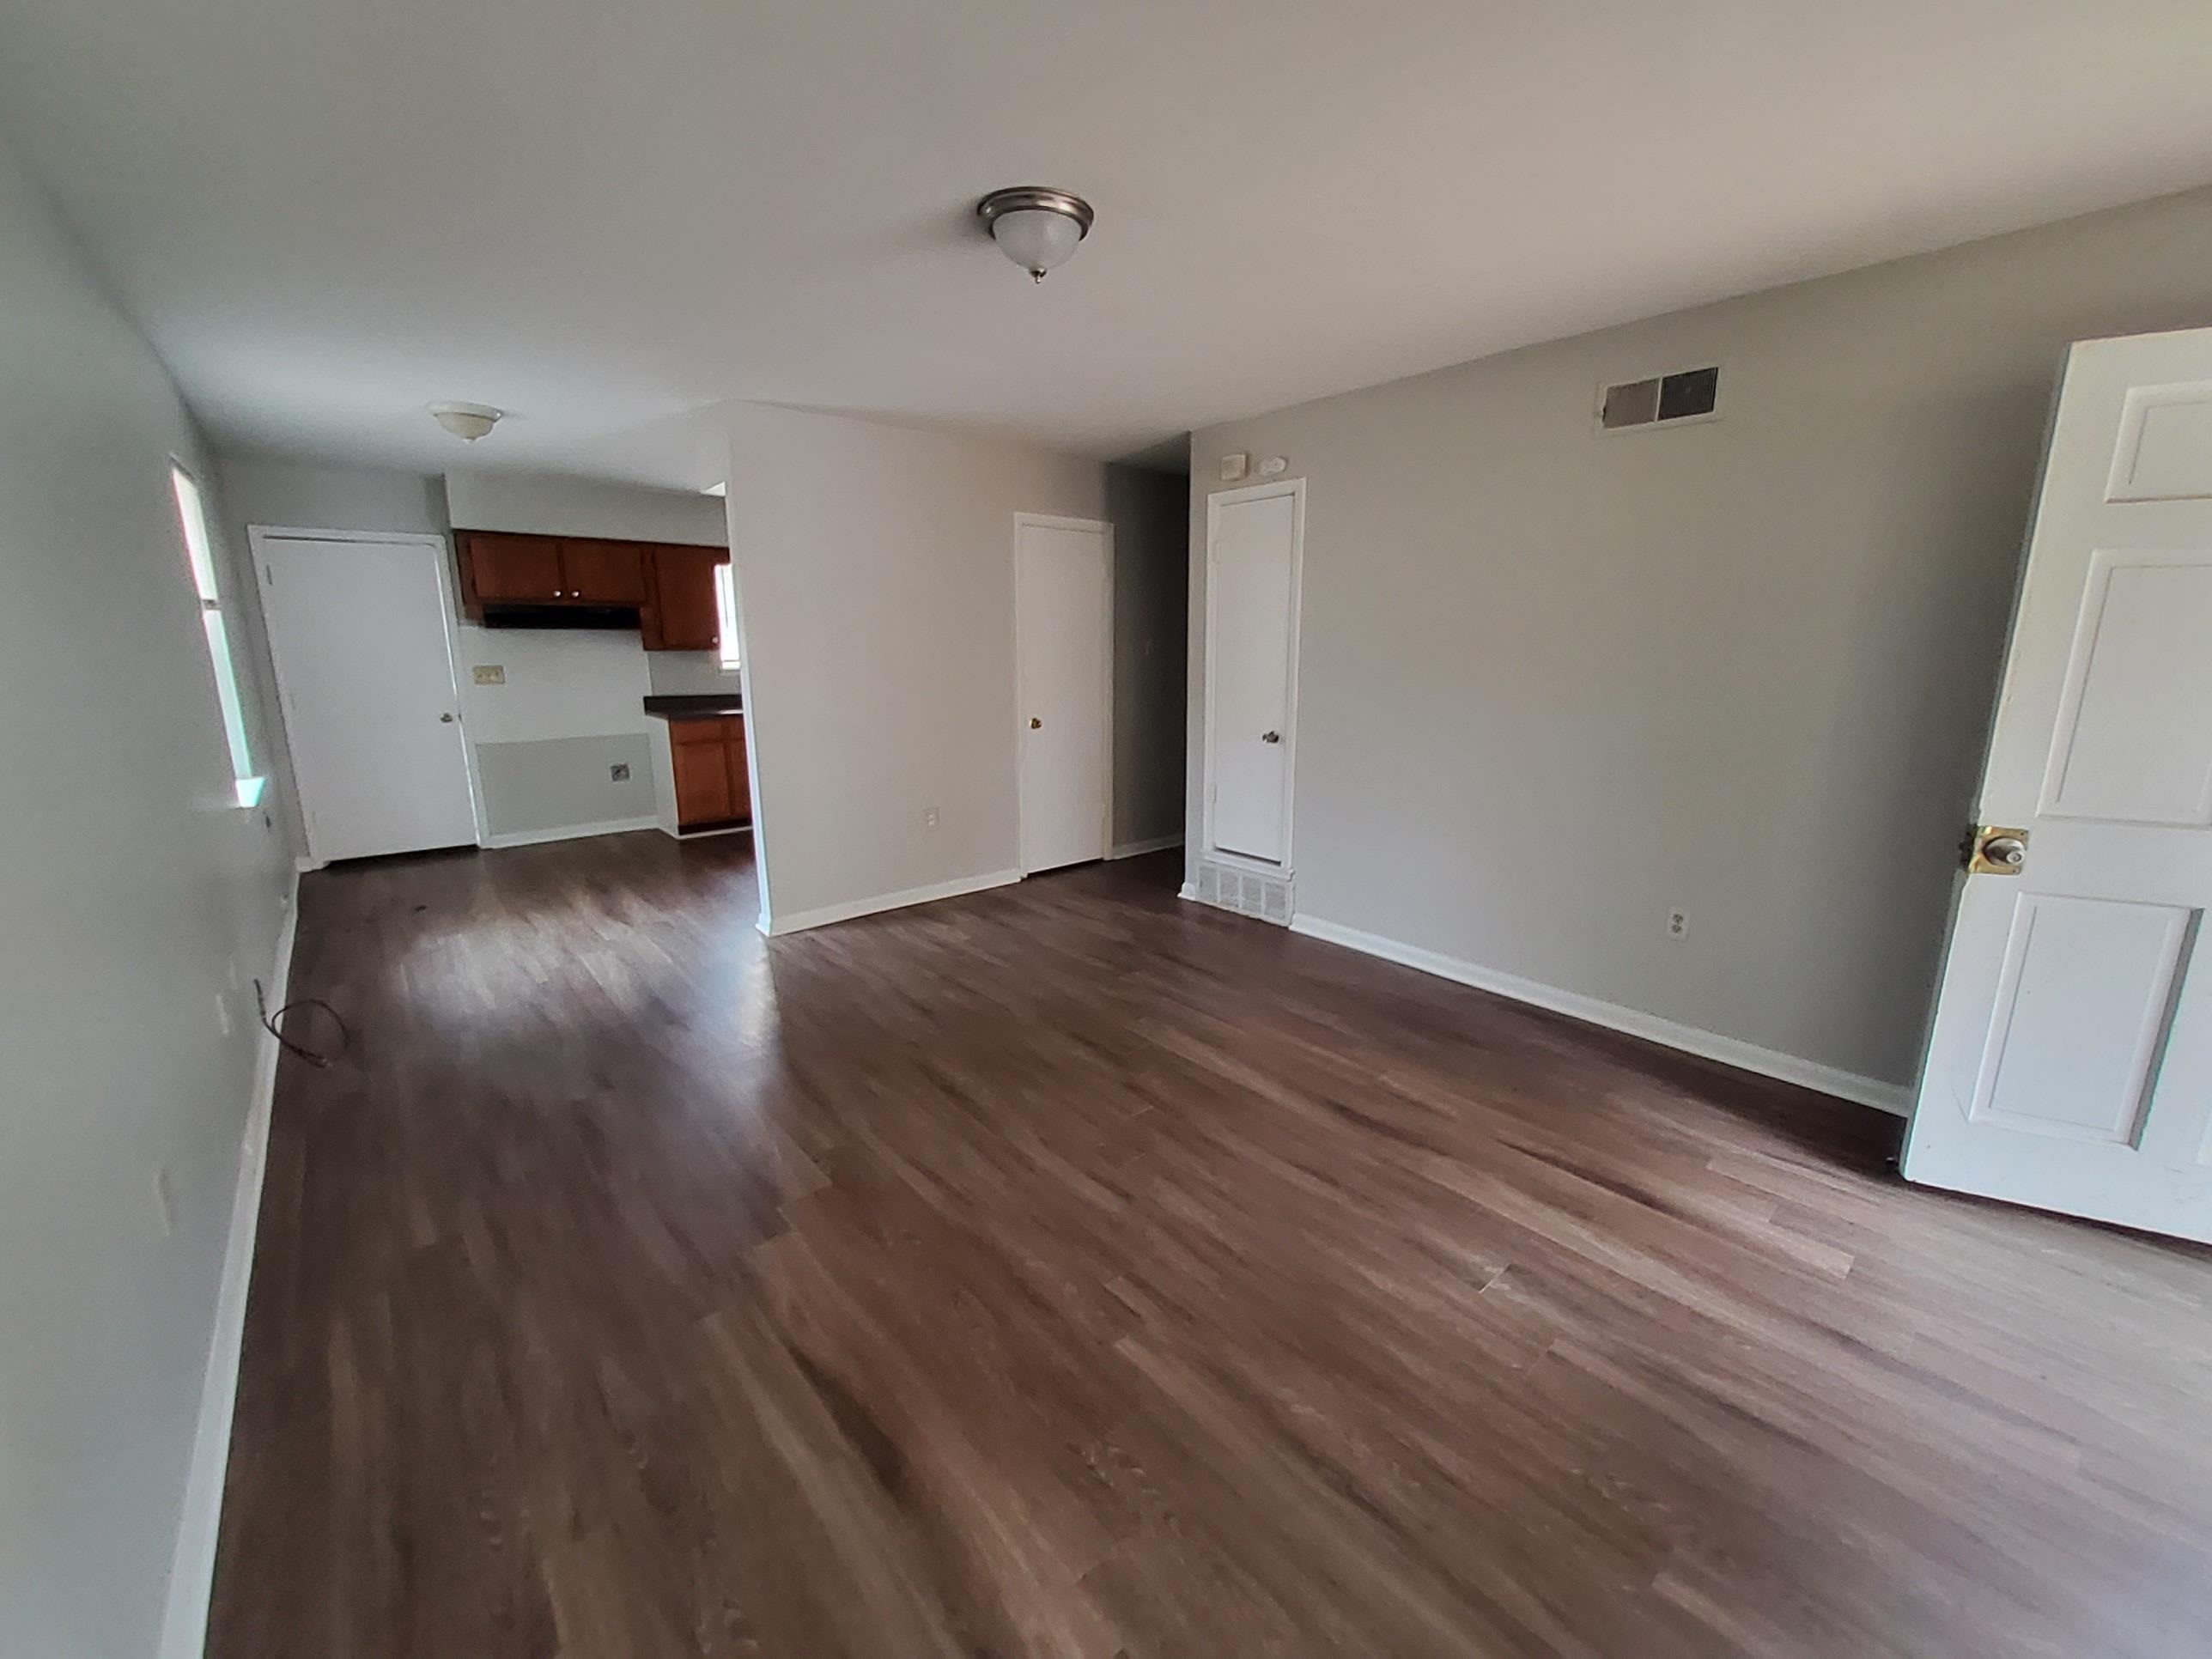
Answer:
xmin=975 ymin=186 xmax=1093 ymax=282
xmin=428 ymin=401 xmax=503 ymax=441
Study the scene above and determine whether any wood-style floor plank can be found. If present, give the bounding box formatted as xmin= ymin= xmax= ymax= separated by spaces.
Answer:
xmin=206 ymin=834 xmax=2212 ymax=1658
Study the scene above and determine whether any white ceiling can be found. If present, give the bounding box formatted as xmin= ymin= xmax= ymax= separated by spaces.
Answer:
xmin=3 ymin=0 xmax=2211 ymax=489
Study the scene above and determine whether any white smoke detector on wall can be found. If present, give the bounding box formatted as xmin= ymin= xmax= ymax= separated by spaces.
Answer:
xmin=428 ymin=401 xmax=503 ymax=441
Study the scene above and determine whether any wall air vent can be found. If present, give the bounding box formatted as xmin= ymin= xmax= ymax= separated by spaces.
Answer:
xmin=1598 ymin=365 xmax=1720 ymax=432
xmin=1194 ymin=859 xmax=1292 ymax=926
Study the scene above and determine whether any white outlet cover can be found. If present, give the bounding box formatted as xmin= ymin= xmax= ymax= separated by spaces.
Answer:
xmin=1218 ymin=453 xmax=1249 ymax=482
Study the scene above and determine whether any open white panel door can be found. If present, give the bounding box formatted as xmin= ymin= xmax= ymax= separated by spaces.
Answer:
xmin=1904 ymin=327 xmax=2212 ymax=1243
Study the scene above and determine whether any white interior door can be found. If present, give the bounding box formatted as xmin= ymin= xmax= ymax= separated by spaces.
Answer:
xmin=1206 ymin=483 xmax=1302 ymax=866
xmin=1904 ymin=326 xmax=2212 ymax=1243
xmin=1016 ymin=516 xmax=1110 ymax=874
xmin=258 ymin=533 xmax=479 ymax=864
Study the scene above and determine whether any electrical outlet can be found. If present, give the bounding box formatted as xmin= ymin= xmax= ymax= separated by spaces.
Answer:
xmin=1666 ymin=908 xmax=1689 ymax=939
xmin=472 ymin=664 xmax=505 ymax=685
xmin=610 ymin=763 xmax=630 ymax=782
xmin=924 ymin=806 xmax=940 ymax=830
xmin=154 ymin=1165 xmax=176 ymax=1237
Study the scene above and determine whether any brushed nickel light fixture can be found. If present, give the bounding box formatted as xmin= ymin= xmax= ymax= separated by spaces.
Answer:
xmin=976 ymin=186 xmax=1093 ymax=282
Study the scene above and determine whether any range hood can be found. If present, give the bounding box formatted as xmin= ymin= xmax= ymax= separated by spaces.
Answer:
xmin=479 ymin=602 xmax=641 ymax=631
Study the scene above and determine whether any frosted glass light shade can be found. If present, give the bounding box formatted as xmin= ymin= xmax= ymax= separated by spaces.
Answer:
xmin=990 ymin=208 xmax=1083 ymax=278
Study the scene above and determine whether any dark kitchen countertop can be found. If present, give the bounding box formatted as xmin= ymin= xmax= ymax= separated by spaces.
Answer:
xmin=641 ymin=694 xmax=744 ymax=720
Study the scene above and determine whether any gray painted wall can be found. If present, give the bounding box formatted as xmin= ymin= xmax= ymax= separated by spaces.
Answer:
xmin=1188 ymin=184 xmax=2212 ymax=1091
xmin=1105 ymin=463 xmax=1189 ymax=851
xmin=472 ymin=734 xmax=659 ymax=838
xmin=0 ymin=138 xmax=292 ymax=1655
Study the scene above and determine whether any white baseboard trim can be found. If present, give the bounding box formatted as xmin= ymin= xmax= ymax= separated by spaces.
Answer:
xmin=480 ymin=815 xmax=660 ymax=851
xmin=159 ymin=875 xmax=300 ymax=1659
xmin=1177 ymin=882 xmax=1198 ymax=902
xmin=1109 ymin=833 xmax=1186 ymax=860
xmin=762 ymin=868 xmax=1024 ymax=937
xmin=1287 ymin=912 xmax=1911 ymax=1117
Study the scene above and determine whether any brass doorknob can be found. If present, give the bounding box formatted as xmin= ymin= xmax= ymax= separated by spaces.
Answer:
xmin=1966 ymin=825 xmax=2028 ymax=875
xmin=1261 ymin=730 xmax=1280 ymax=744
xmin=1030 ymin=717 xmax=1042 ymax=729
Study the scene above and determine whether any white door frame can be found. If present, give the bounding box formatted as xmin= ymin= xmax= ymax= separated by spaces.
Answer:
xmin=1012 ymin=513 xmax=1115 ymax=873
xmin=1202 ymin=478 xmax=1305 ymax=873
xmin=247 ymin=526 xmax=488 ymax=866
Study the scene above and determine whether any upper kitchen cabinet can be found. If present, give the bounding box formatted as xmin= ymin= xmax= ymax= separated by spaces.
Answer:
xmin=556 ymin=538 xmax=647 ymax=605
xmin=455 ymin=529 xmax=705 ymax=620
xmin=457 ymin=532 xmax=562 ymax=605
xmin=641 ymin=544 xmax=728 ymax=652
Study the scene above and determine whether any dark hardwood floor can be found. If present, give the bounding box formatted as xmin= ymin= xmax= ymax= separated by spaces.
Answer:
xmin=207 ymin=834 xmax=2212 ymax=1658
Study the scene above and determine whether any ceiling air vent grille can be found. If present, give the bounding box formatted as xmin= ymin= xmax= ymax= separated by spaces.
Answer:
xmin=1599 ymin=365 xmax=1720 ymax=432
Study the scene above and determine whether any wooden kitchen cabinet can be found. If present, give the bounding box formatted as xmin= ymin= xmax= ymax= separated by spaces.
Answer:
xmin=666 ymin=714 xmax=750 ymax=830
xmin=556 ymin=538 xmax=647 ymax=605
xmin=455 ymin=528 xmax=725 ymax=635
xmin=641 ymin=544 xmax=727 ymax=652
xmin=457 ymin=532 xmax=562 ymax=605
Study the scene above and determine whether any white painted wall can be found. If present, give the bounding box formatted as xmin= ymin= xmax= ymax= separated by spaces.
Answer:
xmin=1188 ymin=184 xmax=2212 ymax=1097
xmin=444 ymin=468 xmax=726 ymax=545
xmin=0 ymin=136 xmax=292 ymax=1656
xmin=722 ymin=404 xmax=1106 ymax=929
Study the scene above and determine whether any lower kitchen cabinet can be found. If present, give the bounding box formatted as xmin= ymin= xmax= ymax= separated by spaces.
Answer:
xmin=659 ymin=714 xmax=750 ymax=832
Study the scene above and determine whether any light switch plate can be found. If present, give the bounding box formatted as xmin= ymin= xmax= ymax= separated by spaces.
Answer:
xmin=1218 ymin=453 xmax=1249 ymax=483
xmin=472 ymin=665 xmax=505 ymax=685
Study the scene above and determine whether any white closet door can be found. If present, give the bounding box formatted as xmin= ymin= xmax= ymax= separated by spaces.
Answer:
xmin=260 ymin=534 xmax=478 ymax=863
xmin=1016 ymin=516 xmax=1111 ymax=874
xmin=1206 ymin=483 xmax=1302 ymax=866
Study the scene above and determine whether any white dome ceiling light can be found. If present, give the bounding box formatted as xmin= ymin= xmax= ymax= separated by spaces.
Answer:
xmin=975 ymin=187 xmax=1093 ymax=283
xmin=428 ymin=400 xmax=503 ymax=441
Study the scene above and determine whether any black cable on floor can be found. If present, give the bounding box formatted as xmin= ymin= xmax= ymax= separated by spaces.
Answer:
xmin=253 ymin=975 xmax=351 ymax=1068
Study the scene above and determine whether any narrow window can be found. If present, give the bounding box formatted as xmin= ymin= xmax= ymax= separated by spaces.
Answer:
xmin=714 ymin=562 xmax=742 ymax=671
xmin=170 ymin=465 xmax=264 ymax=808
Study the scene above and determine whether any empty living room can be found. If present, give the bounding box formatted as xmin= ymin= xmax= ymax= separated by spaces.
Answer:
xmin=7 ymin=3 xmax=2212 ymax=1656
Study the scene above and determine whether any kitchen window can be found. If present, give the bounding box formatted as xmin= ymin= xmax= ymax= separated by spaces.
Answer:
xmin=714 ymin=561 xmax=742 ymax=671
